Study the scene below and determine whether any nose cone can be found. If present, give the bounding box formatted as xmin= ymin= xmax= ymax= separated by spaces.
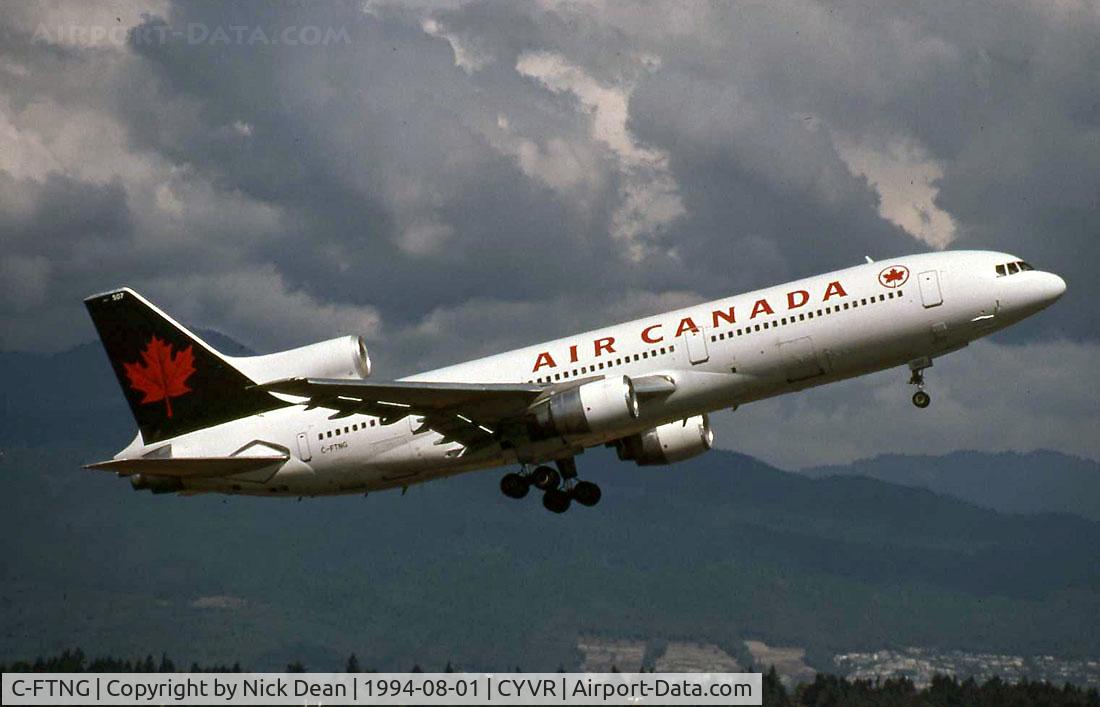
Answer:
xmin=1034 ymin=272 xmax=1067 ymax=307
xmin=990 ymin=268 xmax=1066 ymax=325
xmin=1011 ymin=271 xmax=1066 ymax=318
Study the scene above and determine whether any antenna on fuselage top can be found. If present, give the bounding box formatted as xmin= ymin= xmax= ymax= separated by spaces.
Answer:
xmin=864 ymin=255 xmax=875 ymax=264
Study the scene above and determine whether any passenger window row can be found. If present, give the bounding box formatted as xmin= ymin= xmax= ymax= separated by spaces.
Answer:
xmin=709 ymin=290 xmax=904 ymax=343
xmin=531 ymin=345 xmax=677 ymax=384
xmin=318 ymin=419 xmax=379 ymax=441
xmin=526 ymin=288 xmax=906 ymax=385
xmin=995 ymin=261 xmax=1034 ymax=277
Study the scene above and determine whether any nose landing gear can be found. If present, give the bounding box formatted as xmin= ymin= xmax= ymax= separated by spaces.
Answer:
xmin=499 ymin=457 xmax=601 ymax=512
xmin=908 ymin=356 xmax=932 ymax=408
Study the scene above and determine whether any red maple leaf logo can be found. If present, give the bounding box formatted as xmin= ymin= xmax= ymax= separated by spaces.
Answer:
xmin=883 ymin=268 xmax=905 ymax=283
xmin=123 ymin=336 xmax=196 ymax=418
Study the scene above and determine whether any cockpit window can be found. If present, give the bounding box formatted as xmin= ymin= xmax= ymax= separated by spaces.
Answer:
xmin=997 ymin=261 xmax=1036 ymax=277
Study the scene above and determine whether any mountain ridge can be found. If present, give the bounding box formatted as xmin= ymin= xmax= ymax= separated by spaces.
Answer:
xmin=801 ymin=449 xmax=1100 ymax=521
xmin=2 ymin=444 xmax=1098 ymax=671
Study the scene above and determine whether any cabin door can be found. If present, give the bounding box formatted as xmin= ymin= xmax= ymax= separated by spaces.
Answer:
xmin=685 ymin=327 xmax=710 ymax=364
xmin=918 ymin=270 xmax=943 ymax=308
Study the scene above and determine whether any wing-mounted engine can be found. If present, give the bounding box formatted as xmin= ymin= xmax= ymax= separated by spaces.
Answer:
xmin=229 ymin=335 xmax=372 ymax=384
xmin=528 ymin=376 xmax=640 ymax=439
xmin=615 ymin=414 xmax=714 ymax=466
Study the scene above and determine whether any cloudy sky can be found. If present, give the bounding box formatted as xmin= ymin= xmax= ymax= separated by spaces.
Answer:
xmin=1 ymin=0 xmax=1097 ymax=467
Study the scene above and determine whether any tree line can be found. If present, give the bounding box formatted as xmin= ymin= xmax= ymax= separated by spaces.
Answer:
xmin=2 ymin=650 xmax=1098 ymax=706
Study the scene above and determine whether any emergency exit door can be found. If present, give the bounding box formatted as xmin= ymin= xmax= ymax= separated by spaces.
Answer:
xmin=918 ymin=270 xmax=943 ymax=308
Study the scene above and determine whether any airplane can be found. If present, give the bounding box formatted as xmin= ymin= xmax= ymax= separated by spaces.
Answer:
xmin=84 ymin=250 xmax=1065 ymax=513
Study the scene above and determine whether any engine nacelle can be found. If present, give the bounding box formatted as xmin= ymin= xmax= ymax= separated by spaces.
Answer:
xmin=615 ymin=414 xmax=714 ymax=466
xmin=228 ymin=335 xmax=372 ymax=383
xmin=528 ymin=376 xmax=640 ymax=438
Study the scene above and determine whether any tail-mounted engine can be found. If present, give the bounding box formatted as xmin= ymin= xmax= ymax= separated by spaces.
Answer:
xmin=615 ymin=414 xmax=714 ymax=466
xmin=229 ymin=335 xmax=372 ymax=383
xmin=528 ymin=376 xmax=640 ymax=439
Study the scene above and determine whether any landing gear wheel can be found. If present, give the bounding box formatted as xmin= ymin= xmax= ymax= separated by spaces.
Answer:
xmin=572 ymin=480 xmax=602 ymax=507
xmin=500 ymin=473 xmax=529 ymax=499
xmin=912 ymin=390 xmax=931 ymax=408
xmin=532 ymin=465 xmax=560 ymax=491
xmin=542 ymin=488 xmax=572 ymax=513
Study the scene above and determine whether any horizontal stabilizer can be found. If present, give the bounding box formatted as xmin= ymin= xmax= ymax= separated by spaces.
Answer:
xmin=85 ymin=455 xmax=288 ymax=478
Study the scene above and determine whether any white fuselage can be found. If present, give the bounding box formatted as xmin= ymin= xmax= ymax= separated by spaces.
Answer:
xmin=116 ymin=250 xmax=1065 ymax=496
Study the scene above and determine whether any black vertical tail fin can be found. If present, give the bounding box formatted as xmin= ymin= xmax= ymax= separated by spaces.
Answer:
xmin=84 ymin=287 xmax=287 ymax=444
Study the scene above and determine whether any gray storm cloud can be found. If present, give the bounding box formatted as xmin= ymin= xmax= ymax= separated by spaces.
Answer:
xmin=0 ymin=0 xmax=1095 ymax=463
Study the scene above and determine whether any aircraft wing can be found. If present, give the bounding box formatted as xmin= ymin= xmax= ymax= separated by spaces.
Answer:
xmin=258 ymin=377 xmax=552 ymax=449
xmin=259 ymin=374 xmax=679 ymax=451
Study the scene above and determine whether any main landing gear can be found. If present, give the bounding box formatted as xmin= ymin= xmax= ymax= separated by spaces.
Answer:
xmin=499 ymin=457 xmax=601 ymax=513
xmin=499 ymin=473 xmax=529 ymax=499
xmin=908 ymin=356 xmax=932 ymax=409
